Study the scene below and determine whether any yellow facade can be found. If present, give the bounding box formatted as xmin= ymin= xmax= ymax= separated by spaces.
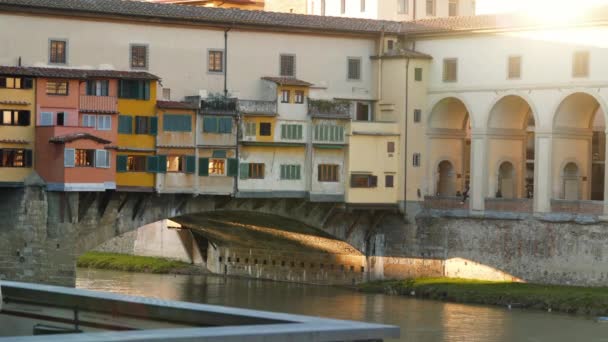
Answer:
xmin=242 ymin=116 xmax=277 ymax=143
xmin=276 ymin=85 xmax=309 ymax=104
xmin=116 ymin=81 xmax=157 ymax=189
xmin=0 ymin=77 xmax=36 ymax=185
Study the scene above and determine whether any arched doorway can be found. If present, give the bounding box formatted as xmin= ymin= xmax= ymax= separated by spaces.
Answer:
xmin=427 ymin=97 xmax=471 ymax=197
xmin=562 ymin=162 xmax=580 ymax=200
xmin=497 ymin=161 xmax=515 ymax=199
xmin=553 ymin=92 xmax=605 ymax=201
xmin=487 ymin=95 xmax=535 ymax=199
xmin=437 ymin=161 xmax=456 ymax=196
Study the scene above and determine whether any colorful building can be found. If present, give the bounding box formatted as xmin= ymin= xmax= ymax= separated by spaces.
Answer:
xmin=0 ymin=67 xmax=35 ymax=187
xmin=115 ymin=76 xmax=160 ymax=192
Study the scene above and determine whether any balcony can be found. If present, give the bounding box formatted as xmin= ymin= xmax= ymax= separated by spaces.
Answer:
xmin=80 ymin=95 xmax=118 ymax=114
xmin=201 ymin=97 xmax=238 ymax=115
xmin=308 ymin=99 xmax=351 ymax=119
xmin=238 ymin=100 xmax=277 ymax=116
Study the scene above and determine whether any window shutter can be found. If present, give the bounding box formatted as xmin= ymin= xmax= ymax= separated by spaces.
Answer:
xmin=25 ymin=150 xmax=33 ymax=167
xmin=280 ymin=165 xmax=286 ymax=179
xmin=227 ymin=158 xmax=238 ymax=177
xmin=118 ymin=115 xmax=133 ymax=134
xmin=149 ymin=117 xmax=158 ymax=135
xmin=23 ymin=78 xmax=33 ymax=89
xmin=296 ymin=165 xmax=301 ymax=180
xmin=198 ymin=158 xmax=209 ymax=176
xmin=95 ymin=150 xmax=106 ymax=168
xmin=144 ymin=81 xmax=150 ymax=100
xmin=338 ymin=126 xmax=344 ymax=141
xmin=203 ymin=117 xmax=217 ymax=133
xmin=297 ymin=125 xmax=303 ymax=140
xmin=184 ymin=115 xmax=193 ymax=132
xmin=185 ymin=155 xmax=196 ymax=174
xmin=220 ymin=117 xmax=232 ymax=133
xmin=146 ymin=156 xmax=158 ymax=173
xmin=370 ymin=175 xmax=378 ymax=187
xmin=116 ymin=155 xmax=127 ymax=172
xmin=281 ymin=125 xmax=287 ymax=139
xmin=157 ymin=155 xmax=167 ymax=173
xmin=64 ymin=148 xmax=75 ymax=168
xmin=40 ymin=112 xmax=53 ymax=126
xmin=18 ymin=111 xmax=30 ymax=126
xmin=212 ymin=150 xmax=227 ymax=158
xmin=239 ymin=163 xmax=249 ymax=179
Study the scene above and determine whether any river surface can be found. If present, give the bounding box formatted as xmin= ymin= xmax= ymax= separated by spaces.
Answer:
xmin=76 ymin=268 xmax=608 ymax=342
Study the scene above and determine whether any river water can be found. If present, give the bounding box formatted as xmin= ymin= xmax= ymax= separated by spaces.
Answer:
xmin=76 ymin=268 xmax=608 ymax=342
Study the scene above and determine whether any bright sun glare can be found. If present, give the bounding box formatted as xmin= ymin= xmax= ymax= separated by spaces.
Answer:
xmin=478 ymin=0 xmax=608 ymax=23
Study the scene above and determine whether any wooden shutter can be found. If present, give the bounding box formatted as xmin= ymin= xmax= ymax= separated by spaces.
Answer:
xmin=198 ymin=158 xmax=209 ymax=176
xmin=296 ymin=165 xmax=301 ymax=180
xmin=116 ymin=155 xmax=128 ymax=172
xmin=184 ymin=155 xmax=196 ymax=174
xmin=415 ymin=68 xmax=423 ymax=81
xmin=24 ymin=150 xmax=33 ymax=167
xmin=146 ymin=156 xmax=158 ymax=173
xmin=144 ymin=81 xmax=150 ymax=100
xmin=203 ymin=117 xmax=217 ymax=133
xmin=23 ymin=78 xmax=33 ymax=89
xmin=239 ymin=163 xmax=249 ymax=179
xmin=149 ymin=117 xmax=158 ymax=135
xmin=64 ymin=148 xmax=75 ymax=168
xmin=370 ymin=175 xmax=378 ymax=187
xmin=118 ymin=115 xmax=132 ymax=134
xmin=227 ymin=158 xmax=238 ymax=177
xmin=280 ymin=165 xmax=286 ymax=179
xmin=296 ymin=125 xmax=303 ymax=140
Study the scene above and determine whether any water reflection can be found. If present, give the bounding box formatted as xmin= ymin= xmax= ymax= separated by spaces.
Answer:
xmin=76 ymin=269 xmax=608 ymax=342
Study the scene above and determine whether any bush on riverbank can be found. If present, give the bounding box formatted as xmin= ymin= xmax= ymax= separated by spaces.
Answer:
xmin=78 ymin=252 xmax=194 ymax=274
xmin=358 ymin=278 xmax=608 ymax=316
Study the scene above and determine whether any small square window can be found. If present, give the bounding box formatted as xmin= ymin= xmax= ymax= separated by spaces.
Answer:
xmin=49 ymin=40 xmax=67 ymax=64
xmin=573 ymin=51 xmax=589 ymax=78
xmin=508 ymin=56 xmax=522 ymax=79
xmin=443 ymin=58 xmax=457 ymax=82
xmin=208 ymin=50 xmax=224 ymax=73
xmin=387 ymin=40 xmax=394 ymax=51
xmin=131 ymin=44 xmax=148 ymax=69
xmin=162 ymin=88 xmax=171 ymax=100
xmin=414 ymin=109 xmax=422 ymax=123
xmin=281 ymin=90 xmax=290 ymax=103
xmin=294 ymin=91 xmax=304 ymax=104
xmin=414 ymin=67 xmax=423 ymax=81
xmin=413 ymin=153 xmax=421 ymax=167
xmin=348 ymin=57 xmax=361 ymax=81
xmin=280 ymin=54 xmax=296 ymax=77
xmin=385 ymin=175 xmax=394 ymax=188
xmin=260 ymin=122 xmax=272 ymax=136
xmin=387 ymin=142 xmax=395 ymax=153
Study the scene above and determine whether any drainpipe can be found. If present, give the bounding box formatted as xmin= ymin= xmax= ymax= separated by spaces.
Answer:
xmin=377 ymin=27 xmax=385 ymax=109
xmin=224 ymin=27 xmax=231 ymax=97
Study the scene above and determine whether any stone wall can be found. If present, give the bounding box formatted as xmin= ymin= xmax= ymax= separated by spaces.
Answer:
xmin=94 ymin=230 xmax=136 ymax=255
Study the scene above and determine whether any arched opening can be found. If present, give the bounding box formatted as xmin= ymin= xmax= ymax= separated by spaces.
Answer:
xmin=427 ymin=97 xmax=471 ymax=199
xmin=553 ymin=92 xmax=605 ymax=201
xmin=437 ymin=160 xmax=456 ymax=196
xmin=497 ymin=161 xmax=515 ymax=199
xmin=562 ymin=162 xmax=580 ymax=200
xmin=487 ymin=95 xmax=535 ymax=200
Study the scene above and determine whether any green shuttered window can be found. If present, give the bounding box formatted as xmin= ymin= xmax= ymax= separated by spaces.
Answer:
xmin=227 ymin=158 xmax=238 ymax=177
xmin=118 ymin=80 xmax=150 ymax=100
xmin=203 ymin=116 xmax=232 ymax=133
xmin=280 ymin=164 xmax=301 ymax=180
xmin=314 ymin=125 xmax=344 ymax=142
xmin=118 ymin=115 xmax=133 ymax=134
xmin=164 ymin=114 xmax=192 ymax=132
xmin=145 ymin=155 xmax=166 ymax=173
xmin=199 ymin=158 xmax=209 ymax=176
xmin=116 ymin=155 xmax=128 ymax=172
xmin=281 ymin=124 xmax=303 ymax=140
xmin=185 ymin=155 xmax=196 ymax=174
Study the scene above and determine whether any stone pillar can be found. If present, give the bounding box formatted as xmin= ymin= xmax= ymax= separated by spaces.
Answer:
xmin=603 ymin=132 xmax=608 ymax=216
xmin=469 ymin=130 xmax=487 ymax=213
xmin=534 ymin=132 xmax=553 ymax=213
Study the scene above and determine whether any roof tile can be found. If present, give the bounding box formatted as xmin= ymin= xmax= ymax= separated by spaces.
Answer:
xmin=0 ymin=66 xmax=159 ymax=80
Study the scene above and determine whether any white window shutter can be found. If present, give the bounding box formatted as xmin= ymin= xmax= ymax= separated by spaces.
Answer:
xmin=64 ymin=148 xmax=75 ymax=167
xmin=95 ymin=150 xmax=108 ymax=168
xmin=40 ymin=112 xmax=53 ymax=126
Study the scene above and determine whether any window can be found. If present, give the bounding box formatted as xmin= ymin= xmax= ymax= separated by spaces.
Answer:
xmin=259 ymin=122 xmax=272 ymax=136
xmin=443 ymin=58 xmax=457 ymax=82
xmin=86 ymin=80 xmax=109 ymax=96
xmin=360 ymin=0 xmax=365 ymax=12
xmin=397 ymin=0 xmax=408 ymax=13
xmin=46 ymin=80 xmax=69 ymax=95
xmin=40 ymin=112 xmax=53 ymax=126
xmin=74 ymin=149 xmax=95 ymax=167
xmin=414 ymin=109 xmax=422 ymax=123
xmin=573 ymin=51 xmax=589 ymax=78
xmin=294 ymin=91 xmax=304 ymax=104
xmin=426 ymin=0 xmax=436 ymax=15
xmin=49 ymin=39 xmax=67 ymax=64
xmin=415 ymin=67 xmax=423 ymax=81
xmin=202 ymin=116 xmax=232 ymax=133
xmin=355 ymin=102 xmax=371 ymax=121
xmin=95 ymin=150 xmax=110 ymax=168
xmin=167 ymin=156 xmax=186 ymax=173
xmin=348 ymin=58 xmax=361 ymax=81
xmin=241 ymin=163 xmax=265 ymax=179
xmin=413 ymin=153 xmax=421 ymax=167
xmin=164 ymin=114 xmax=192 ymax=132
xmin=130 ymin=44 xmax=148 ymax=69
xmin=281 ymin=90 xmax=290 ymax=103
xmin=385 ymin=175 xmax=394 ymax=188
xmin=350 ymin=174 xmax=378 ymax=188
xmin=82 ymin=114 xmax=96 ymax=127
xmin=118 ymin=80 xmax=150 ymax=100
xmin=314 ymin=125 xmax=344 ymax=142
xmin=281 ymin=124 xmax=303 ymax=140
xmin=56 ymin=112 xmax=66 ymax=126
xmin=280 ymin=54 xmax=296 ymax=77
xmin=162 ymin=88 xmax=171 ymax=100
xmin=387 ymin=142 xmax=395 ymax=153
xmin=0 ymin=77 xmax=33 ymax=89
xmin=97 ymin=115 xmax=111 ymax=131
xmin=208 ymin=50 xmax=224 ymax=73
xmin=135 ymin=116 xmax=158 ymax=135
xmin=244 ymin=122 xmax=256 ymax=136
xmin=508 ymin=56 xmax=522 ymax=79
xmin=209 ymin=159 xmax=226 ymax=175
xmin=280 ymin=164 xmax=301 ymax=180
xmin=387 ymin=40 xmax=394 ymax=50
xmin=318 ymin=164 xmax=339 ymax=182
xmin=449 ymin=0 xmax=458 ymax=16
xmin=0 ymin=149 xmax=31 ymax=167
xmin=1 ymin=110 xmax=30 ymax=126
xmin=341 ymin=0 xmax=345 ymax=13
xmin=118 ymin=115 xmax=133 ymax=134
xmin=127 ymin=155 xmax=146 ymax=172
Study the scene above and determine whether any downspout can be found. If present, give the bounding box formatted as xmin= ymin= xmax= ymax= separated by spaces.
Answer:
xmin=377 ymin=27 xmax=385 ymax=110
xmin=224 ymin=26 xmax=238 ymax=196
xmin=224 ymin=27 xmax=231 ymax=97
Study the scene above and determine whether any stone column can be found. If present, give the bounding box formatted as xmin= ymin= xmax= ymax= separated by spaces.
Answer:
xmin=469 ymin=130 xmax=487 ymax=213
xmin=534 ymin=132 xmax=553 ymax=213
xmin=603 ymin=132 xmax=608 ymax=216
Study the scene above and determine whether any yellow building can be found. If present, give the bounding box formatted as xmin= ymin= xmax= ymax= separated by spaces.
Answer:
xmin=0 ymin=71 xmax=35 ymax=186
xmin=115 ymin=78 xmax=160 ymax=192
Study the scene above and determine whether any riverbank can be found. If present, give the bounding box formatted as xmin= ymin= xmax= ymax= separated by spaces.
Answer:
xmin=358 ymin=278 xmax=608 ymax=316
xmin=77 ymin=252 xmax=207 ymax=275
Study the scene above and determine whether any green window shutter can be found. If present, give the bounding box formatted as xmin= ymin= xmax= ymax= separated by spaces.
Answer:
xmin=149 ymin=117 xmax=158 ymax=135
xmin=338 ymin=126 xmax=344 ymax=141
xmin=118 ymin=116 xmax=133 ymax=134
xmin=330 ymin=126 xmax=336 ymax=141
xmin=212 ymin=150 xmax=227 ymax=158
xmin=199 ymin=158 xmax=209 ymax=176
xmin=297 ymin=125 xmax=303 ymax=140
xmin=220 ymin=117 xmax=232 ymax=133
xmin=184 ymin=115 xmax=192 ymax=132
xmin=203 ymin=117 xmax=217 ymax=133
xmin=314 ymin=125 xmax=319 ymax=140
xmin=185 ymin=155 xmax=196 ymax=174
xmin=144 ymin=81 xmax=150 ymax=100
xmin=146 ymin=156 xmax=158 ymax=173
xmin=281 ymin=124 xmax=287 ymax=139
xmin=116 ymin=155 xmax=127 ymax=172
xmin=280 ymin=165 xmax=286 ymax=180
xmin=24 ymin=150 xmax=33 ymax=167
xmin=163 ymin=115 xmax=173 ymax=131
xmin=227 ymin=158 xmax=238 ymax=177
xmin=157 ymin=155 xmax=167 ymax=173
xmin=239 ymin=163 xmax=249 ymax=179
xmin=296 ymin=165 xmax=301 ymax=180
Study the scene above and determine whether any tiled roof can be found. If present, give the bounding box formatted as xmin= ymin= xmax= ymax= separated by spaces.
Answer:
xmin=0 ymin=100 xmax=30 ymax=105
xmin=372 ymin=49 xmax=432 ymax=60
xmin=0 ymin=0 xmax=403 ymax=35
xmin=0 ymin=66 xmax=159 ymax=80
xmin=262 ymin=77 xmax=313 ymax=87
xmin=0 ymin=139 xmax=29 ymax=145
xmin=157 ymin=100 xmax=197 ymax=110
xmin=49 ymin=133 xmax=111 ymax=144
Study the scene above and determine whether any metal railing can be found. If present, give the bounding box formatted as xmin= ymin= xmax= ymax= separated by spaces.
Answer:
xmin=238 ymin=100 xmax=277 ymax=115
xmin=201 ymin=97 xmax=238 ymax=114
xmin=308 ymin=99 xmax=351 ymax=117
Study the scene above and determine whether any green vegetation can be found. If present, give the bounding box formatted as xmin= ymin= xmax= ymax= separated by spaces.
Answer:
xmin=77 ymin=252 xmax=196 ymax=274
xmin=358 ymin=278 xmax=608 ymax=316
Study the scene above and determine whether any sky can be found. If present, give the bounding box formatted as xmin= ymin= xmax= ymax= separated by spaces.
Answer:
xmin=476 ymin=0 xmax=608 ymax=14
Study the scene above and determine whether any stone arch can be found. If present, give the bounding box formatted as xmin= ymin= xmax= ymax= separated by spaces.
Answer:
xmin=436 ymin=160 xmax=457 ymax=197
xmin=486 ymin=94 xmax=537 ymax=130
xmin=552 ymin=90 xmax=608 ymax=129
xmin=428 ymin=96 xmax=473 ymax=130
